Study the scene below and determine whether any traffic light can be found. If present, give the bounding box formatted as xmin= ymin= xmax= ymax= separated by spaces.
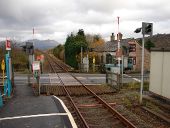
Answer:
xmin=26 ymin=42 xmax=34 ymax=55
xmin=134 ymin=28 xmax=141 ymax=33
xmin=22 ymin=45 xmax=27 ymax=52
xmin=142 ymin=22 xmax=153 ymax=36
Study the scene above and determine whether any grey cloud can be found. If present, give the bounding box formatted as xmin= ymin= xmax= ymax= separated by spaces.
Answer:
xmin=65 ymin=11 xmax=113 ymax=25
xmin=75 ymin=0 xmax=132 ymax=13
xmin=0 ymin=0 xmax=169 ymax=42
xmin=0 ymin=0 xmax=75 ymax=27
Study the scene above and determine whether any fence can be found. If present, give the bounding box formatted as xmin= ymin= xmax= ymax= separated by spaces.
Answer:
xmin=79 ymin=63 xmax=101 ymax=73
xmin=106 ymin=71 xmax=121 ymax=91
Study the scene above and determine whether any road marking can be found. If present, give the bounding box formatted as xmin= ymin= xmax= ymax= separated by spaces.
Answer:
xmin=123 ymin=74 xmax=141 ymax=82
xmin=133 ymin=78 xmax=141 ymax=82
xmin=87 ymin=77 xmax=105 ymax=79
xmin=53 ymin=96 xmax=78 ymax=128
xmin=0 ymin=113 xmax=68 ymax=121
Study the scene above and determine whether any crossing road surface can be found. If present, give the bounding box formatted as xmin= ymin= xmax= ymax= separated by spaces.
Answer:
xmin=123 ymin=73 xmax=149 ymax=83
xmin=14 ymin=73 xmax=149 ymax=86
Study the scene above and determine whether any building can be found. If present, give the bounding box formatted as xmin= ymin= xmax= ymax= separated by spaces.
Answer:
xmin=128 ymin=40 xmax=150 ymax=72
xmin=94 ymin=33 xmax=150 ymax=72
xmin=149 ymin=48 xmax=170 ymax=99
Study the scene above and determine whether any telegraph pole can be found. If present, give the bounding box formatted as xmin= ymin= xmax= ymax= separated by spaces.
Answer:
xmin=117 ymin=17 xmax=121 ymax=72
xmin=81 ymin=46 xmax=83 ymax=72
xmin=32 ymin=28 xmax=35 ymax=63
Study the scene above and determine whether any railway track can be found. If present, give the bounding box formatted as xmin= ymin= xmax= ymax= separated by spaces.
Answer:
xmin=46 ymin=55 xmax=70 ymax=73
xmin=142 ymin=95 xmax=170 ymax=124
xmin=41 ymin=84 xmax=116 ymax=96
xmin=45 ymin=54 xmax=137 ymax=128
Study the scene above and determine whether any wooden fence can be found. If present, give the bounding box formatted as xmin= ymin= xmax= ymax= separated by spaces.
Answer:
xmin=106 ymin=71 xmax=121 ymax=91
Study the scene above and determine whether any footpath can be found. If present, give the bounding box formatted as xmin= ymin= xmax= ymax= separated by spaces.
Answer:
xmin=0 ymin=76 xmax=76 ymax=128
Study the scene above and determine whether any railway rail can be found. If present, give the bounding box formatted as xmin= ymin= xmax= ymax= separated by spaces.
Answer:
xmin=47 ymin=54 xmax=72 ymax=73
xmin=142 ymin=95 xmax=170 ymax=124
xmin=45 ymin=53 xmax=137 ymax=128
xmin=41 ymin=84 xmax=116 ymax=96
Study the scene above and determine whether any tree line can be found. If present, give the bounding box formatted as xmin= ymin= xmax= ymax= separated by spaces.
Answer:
xmin=53 ymin=29 xmax=105 ymax=69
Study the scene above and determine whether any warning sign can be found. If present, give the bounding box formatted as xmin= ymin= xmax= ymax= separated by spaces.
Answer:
xmin=1 ymin=59 xmax=5 ymax=70
xmin=32 ymin=61 xmax=40 ymax=71
xmin=6 ymin=40 xmax=11 ymax=51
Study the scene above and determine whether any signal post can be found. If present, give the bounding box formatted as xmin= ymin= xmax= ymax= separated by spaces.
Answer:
xmin=135 ymin=22 xmax=153 ymax=104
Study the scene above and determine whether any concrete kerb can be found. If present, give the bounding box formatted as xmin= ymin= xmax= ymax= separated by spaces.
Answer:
xmin=52 ymin=95 xmax=77 ymax=128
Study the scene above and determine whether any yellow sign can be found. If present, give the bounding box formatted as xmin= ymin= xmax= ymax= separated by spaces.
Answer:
xmin=93 ymin=57 xmax=95 ymax=64
xmin=1 ymin=59 xmax=5 ymax=71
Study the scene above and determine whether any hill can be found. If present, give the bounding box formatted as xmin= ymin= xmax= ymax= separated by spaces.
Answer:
xmin=0 ymin=39 xmax=60 ymax=50
xmin=27 ymin=39 xmax=59 ymax=50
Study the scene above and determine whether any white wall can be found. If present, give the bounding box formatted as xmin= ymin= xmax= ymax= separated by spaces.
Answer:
xmin=149 ymin=51 xmax=170 ymax=99
xmin=162 ymin=52 xmax=170 ymax=98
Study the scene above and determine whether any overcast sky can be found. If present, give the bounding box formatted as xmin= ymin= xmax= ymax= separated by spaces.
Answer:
xmin=0 ymin=0 xmax=169 ymax=43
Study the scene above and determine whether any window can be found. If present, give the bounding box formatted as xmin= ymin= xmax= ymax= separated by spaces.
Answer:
xmin=133 ymin=57 xmax=136 ymax=65
xmin=128 ymin=58 xmax=133 ymax=64
xmin=129 ymin=44 xmax=136 ymax=52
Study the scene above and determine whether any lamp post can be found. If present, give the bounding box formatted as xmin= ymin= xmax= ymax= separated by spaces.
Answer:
xmin=117 ymin=17 xmax=121 ymax=74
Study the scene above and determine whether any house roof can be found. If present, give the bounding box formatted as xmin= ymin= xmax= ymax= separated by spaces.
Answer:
xmin=151 ymin=47 xmax=170 ymax=52
xmin=139 ymin=34 xmax=170 ymax=48
xmin=94 ymin=38 xmax=133 ymax=52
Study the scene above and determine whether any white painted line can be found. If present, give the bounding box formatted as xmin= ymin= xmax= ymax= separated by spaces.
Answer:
xmin=123 ymin=74 xmax=131 ymax=78
xmin=0 ymin=113 xmax=68 ymax=121
xmin=76 ymin=77 xmax=86 ymax=79
xmin=53 ymin=96 xmax=78 ymax=128
xmin=87 ymin=77 xmax=105 ymax=79
xmin=124 ymin=74 xmax=141 ymax=82
xmin=133 ymin=78 xmax=141 ymax=82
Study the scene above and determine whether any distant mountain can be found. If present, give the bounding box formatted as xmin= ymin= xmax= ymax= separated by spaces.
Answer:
xmin=0 ymin=39 xmax=60 ymax=50
xmin=26 ymin=39 xmax=59 ymax=50
xmin=0 ymin=40 xmax=21 ymax=48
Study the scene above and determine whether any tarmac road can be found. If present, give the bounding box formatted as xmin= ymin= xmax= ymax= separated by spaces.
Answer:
xmin=0 ymin=78 xmax=70 ymax=128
